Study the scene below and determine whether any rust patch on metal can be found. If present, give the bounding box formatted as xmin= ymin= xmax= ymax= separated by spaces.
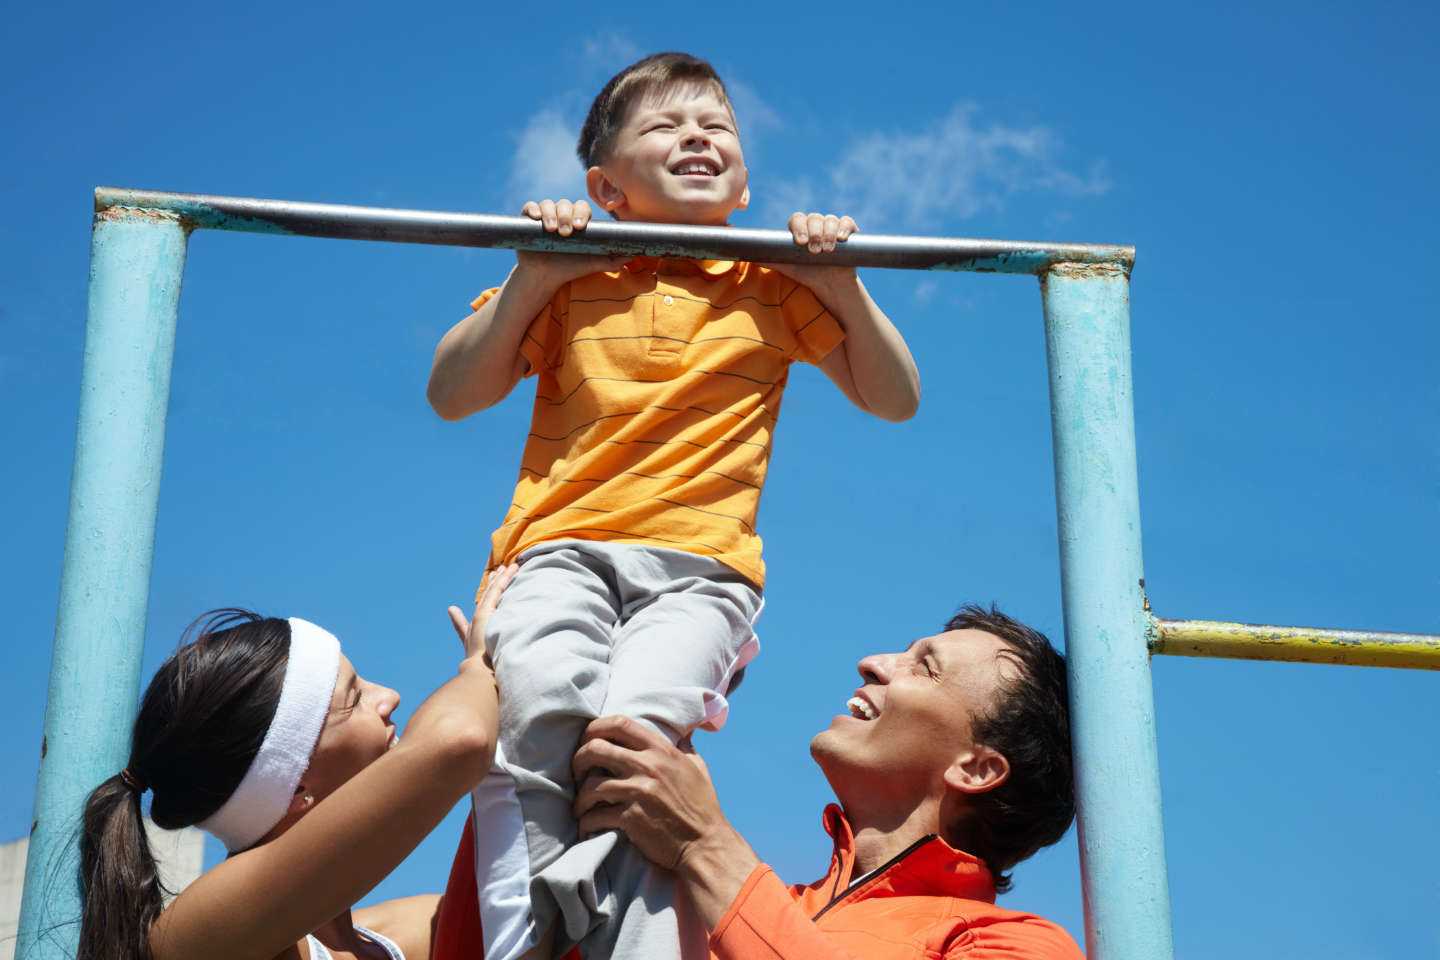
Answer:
xmin=1048 ymin=261 xmax=1127 ymax=280
xmin=95 ymin=205 xmax=186 ymax=228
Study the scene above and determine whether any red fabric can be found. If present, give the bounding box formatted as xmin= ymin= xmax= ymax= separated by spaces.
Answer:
xmin=432 ymin=818 xmax=581 ymax=960
xmin=432 ymin=818 xmax=483 ymax=960
xmin=433 ymin=807 xmax=1083 ymax=959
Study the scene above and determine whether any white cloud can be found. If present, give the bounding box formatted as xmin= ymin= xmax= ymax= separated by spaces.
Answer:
xmin=507 ymin=108 xmax=586 ymax=206
xmin=728 ymin=78 xmax=782 ymax=135
xmin=501 ymin=32 xmax=642 ymax=207
xmin=762 ymin=103 xmax=1109 ymax=231
xmin=581 ymin=32 xmax=641 ymax=74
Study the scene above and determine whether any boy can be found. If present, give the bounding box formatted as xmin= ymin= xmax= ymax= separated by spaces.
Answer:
xmin=428 ymin=52 xmax=920 ymax=959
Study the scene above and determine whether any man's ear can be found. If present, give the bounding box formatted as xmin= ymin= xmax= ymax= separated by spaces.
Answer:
xmin=736 ymin=182 xmax=750 ymax=211
xmin=944 ymin=745 xmax=1010 ymax=795
xmin=587 ymin=167 xmax=625 ymax=213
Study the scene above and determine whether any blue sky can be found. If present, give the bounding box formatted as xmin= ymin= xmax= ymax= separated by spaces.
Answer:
xmin=4 ymin=2 xmax=1437 ymax=957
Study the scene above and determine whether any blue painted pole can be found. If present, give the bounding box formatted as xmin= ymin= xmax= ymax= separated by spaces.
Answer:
xmin=16 ymin=209 xmax=187 ymax=960
xmin=1042 ymin=263 xmax=1174 ymax=960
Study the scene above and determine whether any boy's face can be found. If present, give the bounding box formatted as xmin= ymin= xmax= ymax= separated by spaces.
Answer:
xmin=587 ymin=85 xmax=749 ymax=226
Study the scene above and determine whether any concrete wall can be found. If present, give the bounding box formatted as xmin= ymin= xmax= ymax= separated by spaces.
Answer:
xmin=1 ymin=824 xmax=204 ymax=960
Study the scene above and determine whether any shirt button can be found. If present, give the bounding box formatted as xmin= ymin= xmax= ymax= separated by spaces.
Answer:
xmin=663 ymin=295 xmax=674 ymax=306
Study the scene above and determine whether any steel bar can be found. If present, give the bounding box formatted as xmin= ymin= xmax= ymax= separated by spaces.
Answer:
xmin=1043 ymin=263 xmax=1174 ymax=960
xmin=16 ymin=209 xmax=188 ymax=960
xmin=1149 ymin=617 xmax=1440 ymax=670
xmin=94 ymin=187 xmax=1134 ymax=275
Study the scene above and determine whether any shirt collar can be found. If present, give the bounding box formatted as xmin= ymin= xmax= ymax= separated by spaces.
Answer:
xmin=821 ymin=803 xmax=996 ymax=904
xmin=623 ymin=256 xmax=739 ymax=278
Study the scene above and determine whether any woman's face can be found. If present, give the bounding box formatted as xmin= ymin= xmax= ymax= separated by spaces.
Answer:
xmin=302 ymin=654 xmax=401 ymax=804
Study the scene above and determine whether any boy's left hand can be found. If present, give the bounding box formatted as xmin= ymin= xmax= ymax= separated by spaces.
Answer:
xmin=788 ymin=211 xmax=858 ymax=254
xmin=765 ymin=212 xmax=859 ymax=291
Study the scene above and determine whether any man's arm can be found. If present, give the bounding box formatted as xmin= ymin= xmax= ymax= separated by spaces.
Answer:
xmin=573 ymin=719 xmax=875 ymax=960
xmin=572 ymin=718 xmax=758 ymax=924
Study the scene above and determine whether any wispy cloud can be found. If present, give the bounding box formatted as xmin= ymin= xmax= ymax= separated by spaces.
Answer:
xmin=504 ymin=32 xmax=643 ymax=206
xmin=503 ymin=61 xmax=1103 ymax=235
xmin=762 ymin=103 xmax=1109 ymax=230
xmin=581 ymin=32 xmax=641 ymax=73
xmin=728 ymin=79 xmax=782 ymax=135
xmin=503 ymin=37 xmax=789 ymax=209
xmin=507 ymin=108 xmax=586 ymax=205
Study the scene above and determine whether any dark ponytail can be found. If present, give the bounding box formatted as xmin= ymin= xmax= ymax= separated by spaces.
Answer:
xmin=78 ymin=776 xmax=165 ymax=960
xmin=76 ymin=609 xmax=292 ymax=960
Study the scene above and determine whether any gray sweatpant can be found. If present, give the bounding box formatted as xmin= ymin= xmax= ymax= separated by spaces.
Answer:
xmin=479 ymin=540 xmax=762 ymax=960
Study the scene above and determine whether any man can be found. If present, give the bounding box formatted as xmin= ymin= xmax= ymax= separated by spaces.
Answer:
xmin=433 ymin=605 xmax=1085 ymax=958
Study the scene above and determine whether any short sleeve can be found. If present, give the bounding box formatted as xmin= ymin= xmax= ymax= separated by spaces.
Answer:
xmin=778 ymin=278 xmax=846 ymax=365
xmin=470 ymin=283 xmax=571 ymax=377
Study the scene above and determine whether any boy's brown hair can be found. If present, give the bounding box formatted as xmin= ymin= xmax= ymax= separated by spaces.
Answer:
xmin=577 ymin=52 xmax=735 ymax=168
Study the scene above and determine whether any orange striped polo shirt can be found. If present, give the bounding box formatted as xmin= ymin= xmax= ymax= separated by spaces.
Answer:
xmin=473 ymin=257 xmax=845 ymax=589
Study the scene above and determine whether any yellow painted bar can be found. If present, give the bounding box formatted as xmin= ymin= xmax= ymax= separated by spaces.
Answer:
xmin=1149 ymin=617 xmax=1440 ymax=670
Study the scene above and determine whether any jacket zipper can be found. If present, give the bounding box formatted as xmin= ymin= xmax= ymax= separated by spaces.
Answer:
xmin=811 ymin=834 xmax=937 ymax=921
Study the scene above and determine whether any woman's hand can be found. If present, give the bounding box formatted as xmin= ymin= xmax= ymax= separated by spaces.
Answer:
xmin=448 ymin=562 xmax=519 ymax=662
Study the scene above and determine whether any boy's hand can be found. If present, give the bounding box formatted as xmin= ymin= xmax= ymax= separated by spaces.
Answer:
xmin=515 ymin=199 xmax=627 ymax=286
xmin=788 ymin=211 xmax=858 ymax=254
xmin=523 ymin=198 xmax=593 ymax=238
xmin=764 ymin=212 xmax=860 ymax=293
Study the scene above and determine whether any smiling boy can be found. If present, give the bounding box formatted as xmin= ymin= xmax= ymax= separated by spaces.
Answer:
xmin=428 ymin=52 xmax=920 ymax=959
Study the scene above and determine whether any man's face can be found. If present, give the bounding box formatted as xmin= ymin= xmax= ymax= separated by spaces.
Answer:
xmin=811 ymin=629 xmax=1015 ymax=809
xmin=589 ymin=85 xmax=749 ymax=226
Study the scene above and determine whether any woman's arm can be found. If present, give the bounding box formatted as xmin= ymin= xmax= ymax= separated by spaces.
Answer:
xmin=150 ymin=568 xmax=516 ymax=960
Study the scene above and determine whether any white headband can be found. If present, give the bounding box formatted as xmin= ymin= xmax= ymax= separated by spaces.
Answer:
xmin=198 ymin=617 xmax=341 ymax=852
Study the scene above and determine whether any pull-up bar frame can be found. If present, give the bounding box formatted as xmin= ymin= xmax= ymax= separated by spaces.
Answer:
xmin=17 ymin=188 xmax=1438 ymax=960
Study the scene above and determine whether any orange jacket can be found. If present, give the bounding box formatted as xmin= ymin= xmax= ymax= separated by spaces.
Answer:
xmin=709 ymin=805 xmax=1084 ymax=959
xmin=432 ymin=805 xmax=1084 ymax=959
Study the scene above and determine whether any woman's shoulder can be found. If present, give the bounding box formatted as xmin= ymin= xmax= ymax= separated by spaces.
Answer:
xmin=353 ymin=894 xmax=441 ymax=960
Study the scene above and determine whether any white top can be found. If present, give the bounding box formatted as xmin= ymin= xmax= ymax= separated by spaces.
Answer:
xmin=304 ymin=925 xmax=405 ymax=960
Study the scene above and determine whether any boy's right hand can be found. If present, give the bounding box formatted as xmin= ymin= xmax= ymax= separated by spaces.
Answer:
xmin=522 ymin=198 xmax=593 ymax=237
xmin=515 ymin=199 xmax=627 ymax=286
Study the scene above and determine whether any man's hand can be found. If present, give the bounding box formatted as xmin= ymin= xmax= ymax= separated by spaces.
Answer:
xmin=515 ymin=198 xmax=627 ymax=286
xmin=573 ymin=717 xmax=761 ymax=927
xmin=573 ymin=717 xmax=722 ymax=870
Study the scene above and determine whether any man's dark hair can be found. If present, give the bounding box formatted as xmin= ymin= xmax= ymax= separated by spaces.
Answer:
xmin=577 ymin=52 xmax=733 ymax=169
xmin=944 ymin=604 xmax=1074 ymax=894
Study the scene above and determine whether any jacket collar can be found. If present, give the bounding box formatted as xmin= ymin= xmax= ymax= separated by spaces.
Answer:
xmin=820 ymin=803 xmax=996 ymax=905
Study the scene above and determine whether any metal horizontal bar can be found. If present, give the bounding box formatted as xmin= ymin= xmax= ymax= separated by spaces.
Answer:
xmin=94 ymin=187 xmax=1134 ymax=275
xmin=1148 ymin=617 xmax=1440 ymax=670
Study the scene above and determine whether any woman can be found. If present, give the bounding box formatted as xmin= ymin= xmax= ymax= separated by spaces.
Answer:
xmin=77 ymin=565 xmax=518 ymax=960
